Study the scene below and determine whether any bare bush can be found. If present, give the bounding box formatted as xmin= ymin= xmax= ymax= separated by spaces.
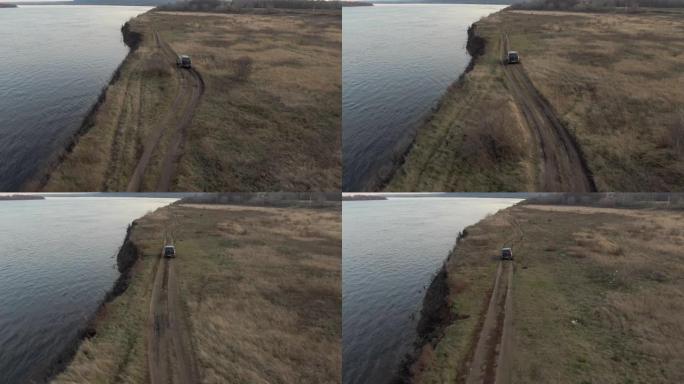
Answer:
xmin=460 ymin=102 xmax=523 ymax=167
xmin=233 ymin=56 xmax=253 ymax=81
xmin=142 ymin=53 xmax=172 ymax=78
xmin=663 ymin=110 xmax=684 ymax=155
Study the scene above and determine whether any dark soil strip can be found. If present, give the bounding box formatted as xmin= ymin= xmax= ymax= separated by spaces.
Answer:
xmin=481 ymin=269 xmax=508 ymax=383
xmin=394 ymin=230 xmax=470 ymax=383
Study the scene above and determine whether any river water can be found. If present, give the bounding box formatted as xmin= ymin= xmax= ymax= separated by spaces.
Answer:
xmin=342 ymin=196 xmax=521 ymax=384
xmin=0 ymin=196 xmax=175 ymax=384
xmin=0 ymin=5 xmax=151 ymax=191
xmin=342 ymin=4 xmax=506 ymax=191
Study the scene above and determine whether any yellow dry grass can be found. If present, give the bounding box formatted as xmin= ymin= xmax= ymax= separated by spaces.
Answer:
xmin=52 ymin=201 xmax=341 ymax=384
xmin=390 ymin=9 xmax=684 ymax=191
xmin=387 ymin=14 xmax=537 ymax=192
xmin=44 ymin=13 xmax=178 ymax=192
xmin=412 ymin=202 xmax=684 ymax=383
xmin=505 ymin=10 xmax=684 ymax=191
xmin=43 ymin=9 xmax=341 ymax=191
xmin=150 ymin=10 xmax=341 ymax=191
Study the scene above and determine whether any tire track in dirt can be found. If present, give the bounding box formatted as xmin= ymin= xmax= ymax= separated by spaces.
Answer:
xmin=408 ymin=32 xmax=497 ymax=186
xmin=465 ymin=210 xmax=523 ymax=384
xmin=153 ymin=34 xmax=205 ymax=192
xmin=126 ymin=32 xmax=204 ymax=192
xmin=500 ymin=33 xmax=596 ymax=192
xmin=148 ymin=227 xmax=199 ymax=384
xmin=155 ymin=66 xmax=204 ymax=191
xmin=102 ymin=62 xmax=142 ymax=191
xmin=415 ymin=85 xmax=488 ymax=184
xmin=465 ymin=261 xmax=513 ymax=384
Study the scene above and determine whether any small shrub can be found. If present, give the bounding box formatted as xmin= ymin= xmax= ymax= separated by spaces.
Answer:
xmin=661 ymin=110 xmax=684 ymax=155
xmin=460 ymin=101 xmax=524 ymax=167
xmin=233 ymin=56 xmax=254 ymax=82
xmin=409 ymin=344 xmax=435 ymax=379
xmin=142 ymin=53 xmax=172 ymax=78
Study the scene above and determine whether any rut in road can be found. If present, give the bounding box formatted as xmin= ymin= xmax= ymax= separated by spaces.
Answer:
xmin=464 ymin=211 xmax=522 ymax=384
xmin=101 ymin=59 xmax=143 ymax=191
xmin=465 ymin=261 xmax=514 ymax=384
xmin=500 ymin=33 xmax=596 ymax=192
xmin=126 ymin=32 xmax=204 ymax=192
xmin=148 ymin=229 xmax=200 ymax=384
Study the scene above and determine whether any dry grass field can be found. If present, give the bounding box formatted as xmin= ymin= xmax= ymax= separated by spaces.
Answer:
xmin=43 ymin=9 xmax=341 ymax=192
xmin=42 ymin=14 xmax=178 ymax=192
xmin=52 ymin=201 xmax=341 ymax=383
xmin=389 ymin=9 xmax=684 ymax=192
xmin=410 ymin=202 xmax=684 ymax=383
xmin=155 ymin=11 xmax=341 ymax=191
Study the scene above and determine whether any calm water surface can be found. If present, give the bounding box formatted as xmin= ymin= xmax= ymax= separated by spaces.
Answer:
xmin=0 ymin=6 xmax=151 ymax=191
xmin=342 ymin=4 xmax=506 ymax=191
xmin=0 ymin=196 xmax=175 ymax=384
xmin=342 ymin=197 xmax=521 ymax=384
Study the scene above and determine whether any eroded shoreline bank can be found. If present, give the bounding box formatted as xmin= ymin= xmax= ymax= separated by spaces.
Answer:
xmin=394 ymin=229 xmax=469 ymax=383
xmin=366 ymin=22 xmax=488 ymax=192
xmin=40 ymin=222 xmax=142 ymax=383
xmin=25 ymin=19 xmax=146 ymax=191
xmin=385 ymin=8 xmax=684 ymax=192
xmin=38 ymin=9 xmax=342 ymax=192
xmin=397 ymin=196 xmax=684 ymax=382
xmin=50 ymin=201 xmax=342 ymax=383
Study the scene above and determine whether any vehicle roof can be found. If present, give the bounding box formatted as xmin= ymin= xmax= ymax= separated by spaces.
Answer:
xmin=179 ymin=55 xmax=190 ymax=59
xmin=502 ymin=247 xmax=512 ymax=251
xmin=508 ymin=51 xmax=519 ymax=55
xmin=164 ymin=245 xmax=175 ymax=248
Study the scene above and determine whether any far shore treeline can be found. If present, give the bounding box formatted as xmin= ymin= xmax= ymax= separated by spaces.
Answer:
xmin=157 ymin=0 xmax=371 ymax=11
xmin=3 ymin=0 xmax=371 ymax=8
xmin=342 ymin=195 xmax=388 ymax=201
xmin=177 ymin=192 xmax=341 ymax=207
xmin=0 ymin=194 xmax=45 ymax=200
xmin=512 ymin=0 xmax=684 ymax=10
xmin=523 ymin=192 xmax=684 ymax=209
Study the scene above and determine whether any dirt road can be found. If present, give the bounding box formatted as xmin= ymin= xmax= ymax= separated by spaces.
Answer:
xmin=465 ymin=261 xmax=513 ymax=384
xmin=464 ymin=211 xmax=523 ymax=384
xmin=147 ymin=232 xmax=200 ymax=384
xmin=126 ymin=32 xmax=204 ymax=192
xmin=500 ymin=33 xmax=595 ymax=192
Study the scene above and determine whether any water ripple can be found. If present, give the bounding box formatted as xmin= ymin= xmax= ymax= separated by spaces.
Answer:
xmin=342 ymin=5 xmax=506 ymax=190
xmin=0 ymin=5 xmax=151 ymax=191
xmin=0 ymin=197 xmax=174 ymax=384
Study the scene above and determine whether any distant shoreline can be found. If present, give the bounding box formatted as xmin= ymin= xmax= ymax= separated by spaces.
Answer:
xmin=6 ymin=1 xmax=164 ymax=6
xmin=342 ymin=195 xmax=388 ymax=201
xmin=361 ymin=1 xmax=515 ymax=4
xmin=0 ymin=194 xmax=45 ymax=200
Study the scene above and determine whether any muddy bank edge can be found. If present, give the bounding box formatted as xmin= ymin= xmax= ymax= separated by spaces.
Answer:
xmin=370 ymin=22 xmax=488 ymax=192
xmin=394 ymin=230 xmax=471 ymax=383
xmin=39 ymin=221 xmax=142 ymax=383
xmin=25 ymin=17 xmax=146 ymax=191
